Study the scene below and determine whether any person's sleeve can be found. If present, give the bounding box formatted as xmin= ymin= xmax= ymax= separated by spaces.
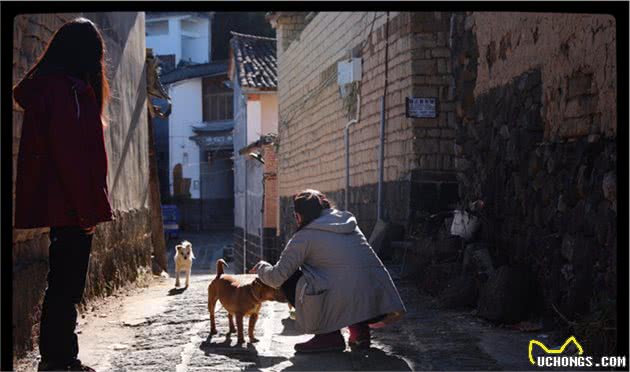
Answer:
xmin=257 ymin=232 xmax=309 ymax=288
xmin=47 ymin=88 xmax=93 ymax=227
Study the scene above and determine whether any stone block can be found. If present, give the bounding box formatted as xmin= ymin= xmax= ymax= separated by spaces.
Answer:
xmin=567 ymin=73 xmax=593 ymax=99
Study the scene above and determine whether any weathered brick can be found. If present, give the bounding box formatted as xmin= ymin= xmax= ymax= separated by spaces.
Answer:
xmin=412 ymin=85 xmax=439 ymax=97
xmin=412 ymin=59 xmax=437 ymax=75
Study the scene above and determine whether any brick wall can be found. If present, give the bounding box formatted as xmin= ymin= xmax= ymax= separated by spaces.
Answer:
xmin=410 ymin=12 xmax=457 ymax=173
xmin=12 ymin=13 xmax=153 ymax=358
xmin=273 ymin=12 xmax=459 ymax=244
xmin=262 ymin=143 xmax=278 ymax=229
xmin=271 ymin=12 xmax=309 ymax=57
xmin=274 ymin=12 xmax=414 ymax=241
xmin=261 ymin=143 xmax=280 ymax=262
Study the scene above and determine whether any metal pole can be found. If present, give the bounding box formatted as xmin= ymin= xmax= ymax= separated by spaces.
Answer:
xmin=344 ymin=93 xmax=361 ymax=211
xmin=377 ymin=96 xmax=385 ymax=220
xmin=344 ymin=128 xmax=350 ymax=210
xmin=199 ymin=152 xmax=203 ymax=231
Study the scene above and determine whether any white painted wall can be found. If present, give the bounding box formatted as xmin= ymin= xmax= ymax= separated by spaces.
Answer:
xmin=260 ymin=94 xmax=278 ymax=135
xmin=169 ymin=78 xmax=202 ymax=199
xmin=181 ymin=18 xmax=210 ymax=63
xmin=233 ymin=72 xmax=247 ymax=230
xmin=146 ymin=15 xmax=210 ymax=66
xmin=246 ymin=99 xmax=262 ymax=144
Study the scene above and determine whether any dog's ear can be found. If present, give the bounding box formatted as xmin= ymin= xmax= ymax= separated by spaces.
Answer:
xmin=176 ymin=245 xmax=182 ymax=252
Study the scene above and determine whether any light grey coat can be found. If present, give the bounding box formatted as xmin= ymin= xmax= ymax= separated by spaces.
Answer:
xmin=256 ymin=208 xmax=406 ymax=334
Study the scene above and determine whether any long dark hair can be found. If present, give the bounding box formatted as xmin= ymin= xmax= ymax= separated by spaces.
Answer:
xmin=293 ymin=189 xmax=334 ymax=231
xmin=18 ymin=17 xmax=110 ymax=116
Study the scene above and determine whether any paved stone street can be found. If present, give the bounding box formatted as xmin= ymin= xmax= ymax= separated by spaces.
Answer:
xmin=16 ymin=231 xmax=539 ymax=371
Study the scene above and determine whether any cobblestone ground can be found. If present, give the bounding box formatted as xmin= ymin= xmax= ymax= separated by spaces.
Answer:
xmin=16 ymin=231 xmax=540 ymax=371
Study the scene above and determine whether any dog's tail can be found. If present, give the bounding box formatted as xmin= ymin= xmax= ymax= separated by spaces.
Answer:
xmin=216 ymin=259 xmax=228 ymax=277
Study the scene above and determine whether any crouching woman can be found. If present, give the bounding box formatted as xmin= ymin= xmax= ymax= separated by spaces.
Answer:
xmin=250 ymin=189 xmax=405 ymax=353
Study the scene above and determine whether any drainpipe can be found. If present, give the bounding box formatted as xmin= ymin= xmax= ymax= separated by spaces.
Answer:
xmin=344 ymin=92 xmax=362 ymax=210
xmin=377 ymin=96 xmax=385 ymax=220
xmin=243 ymin=159 xmax=247 ymax=274
xmin=377 ymin=12 xmax=390 ymax=221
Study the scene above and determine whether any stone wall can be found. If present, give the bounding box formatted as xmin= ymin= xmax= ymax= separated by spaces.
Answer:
xmin=450 ymin=12 xmax=617 ymax=349
xmin=12 ymin=13 xmax=153 ymax=358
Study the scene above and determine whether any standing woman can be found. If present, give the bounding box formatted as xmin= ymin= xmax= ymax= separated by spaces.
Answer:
xmin=251 ymin=190 xmax=405 ymax=353
xmin=13 ymin=18 xmax=113 ymax=371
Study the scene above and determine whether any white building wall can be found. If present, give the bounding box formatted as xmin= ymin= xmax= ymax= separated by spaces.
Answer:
xmin=246 ymin=99 xmax=262 ymax=144
xmin=233 ymin=74 xmax=247 ymax=230
xmin=169 ymin=78 xmax=202 ymax=199
xmin=181 ymin=17 xmax=210 ymax=63
xmin=168 ymin=18 xmax=183 ymax=64
xmin=260 ymin=94 xmax=279 ymax=135
xmin=146 ymin=17 xmax=182 ymax=63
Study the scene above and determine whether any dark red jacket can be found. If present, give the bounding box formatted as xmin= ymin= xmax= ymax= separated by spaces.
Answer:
xmin=13 ymin=73 xmax=113 ymax=228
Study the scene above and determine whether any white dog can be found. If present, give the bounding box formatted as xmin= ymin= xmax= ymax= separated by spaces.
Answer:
xmin=174 ymin=240 xmax=195 ymax=287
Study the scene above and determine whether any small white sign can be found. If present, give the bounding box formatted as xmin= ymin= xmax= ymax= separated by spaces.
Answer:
xmin=406 ymin=97 xmax=437 ymax=118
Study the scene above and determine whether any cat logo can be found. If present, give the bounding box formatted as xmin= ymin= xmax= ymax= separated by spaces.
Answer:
xmin=528 ymin=336 xmax=584 ymax=365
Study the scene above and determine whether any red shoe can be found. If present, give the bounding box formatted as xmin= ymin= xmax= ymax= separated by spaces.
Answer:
xmin=294 ymin=330 xmax=346 ymax=353
xmin=348 ymin=323 xmax=371 ymax=350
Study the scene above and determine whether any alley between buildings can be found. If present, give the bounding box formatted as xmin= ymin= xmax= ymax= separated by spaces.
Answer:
xmin=16 ymin=231 xmax=538 ymax=371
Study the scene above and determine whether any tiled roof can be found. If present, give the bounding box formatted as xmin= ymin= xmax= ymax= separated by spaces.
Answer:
xmin=230 ymin=32 xmax=277 ymax=90
xmin=160 ymin=61 xmax=228 ymax=85
xmin=156 ymin=54 xmax=176 ymax=74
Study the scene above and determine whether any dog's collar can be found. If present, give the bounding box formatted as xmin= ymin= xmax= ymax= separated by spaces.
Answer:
xmin=250 ymin=283 xmax=262 ymax=303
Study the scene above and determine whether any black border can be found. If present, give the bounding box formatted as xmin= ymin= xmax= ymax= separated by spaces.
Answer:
xmin=2 ymin=2 xmax=628 ymax=371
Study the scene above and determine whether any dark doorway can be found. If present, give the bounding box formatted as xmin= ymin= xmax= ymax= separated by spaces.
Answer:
xmin=199 ymin=149 xmax=234 ymax=231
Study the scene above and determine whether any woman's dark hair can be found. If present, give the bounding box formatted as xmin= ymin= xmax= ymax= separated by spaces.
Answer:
xmin=293 ymin=189 xmax=334 ymax=230
xmin=19 ymin=17 xmax=110 ymax=116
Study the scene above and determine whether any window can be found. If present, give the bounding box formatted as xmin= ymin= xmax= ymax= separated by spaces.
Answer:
xmin=146 ymin=20 xmax=169 ymax=36
xmin=203 ymin=77 xmax=233 ymax=121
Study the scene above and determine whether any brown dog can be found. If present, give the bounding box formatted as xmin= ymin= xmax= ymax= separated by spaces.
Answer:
xmin=208 ymin=259 xmax=285 ymax=344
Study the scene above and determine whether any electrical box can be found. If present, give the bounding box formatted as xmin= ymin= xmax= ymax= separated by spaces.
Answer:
xmin=337 ymin=58 xmax=362 ymax=85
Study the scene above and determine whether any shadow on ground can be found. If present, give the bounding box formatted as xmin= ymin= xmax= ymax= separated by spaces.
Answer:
xmin=279 ymin=317 xmax=302 ymax=336
xmin=167 ymin=287 xmax=187 ymax=296
xmin=198 ymin=316 xmax=413 ymax=371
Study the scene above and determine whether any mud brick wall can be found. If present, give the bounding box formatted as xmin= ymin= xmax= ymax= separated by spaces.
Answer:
xmin=262 ymin=143 xmax=281 ymax=262
xmin=12 ymin=13 xmax=153 ymax=358
xmin=273 ymin=12 xmax=459 ymax=246
xmin=451 ymin=12 xmax=617 ymax=334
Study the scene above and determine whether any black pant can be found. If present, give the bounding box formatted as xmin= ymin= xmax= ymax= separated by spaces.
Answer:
xmin=39 ymin=227 xmax=93 ymax=365
xmin=281 ymin=269 xmax=303 ymax=307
